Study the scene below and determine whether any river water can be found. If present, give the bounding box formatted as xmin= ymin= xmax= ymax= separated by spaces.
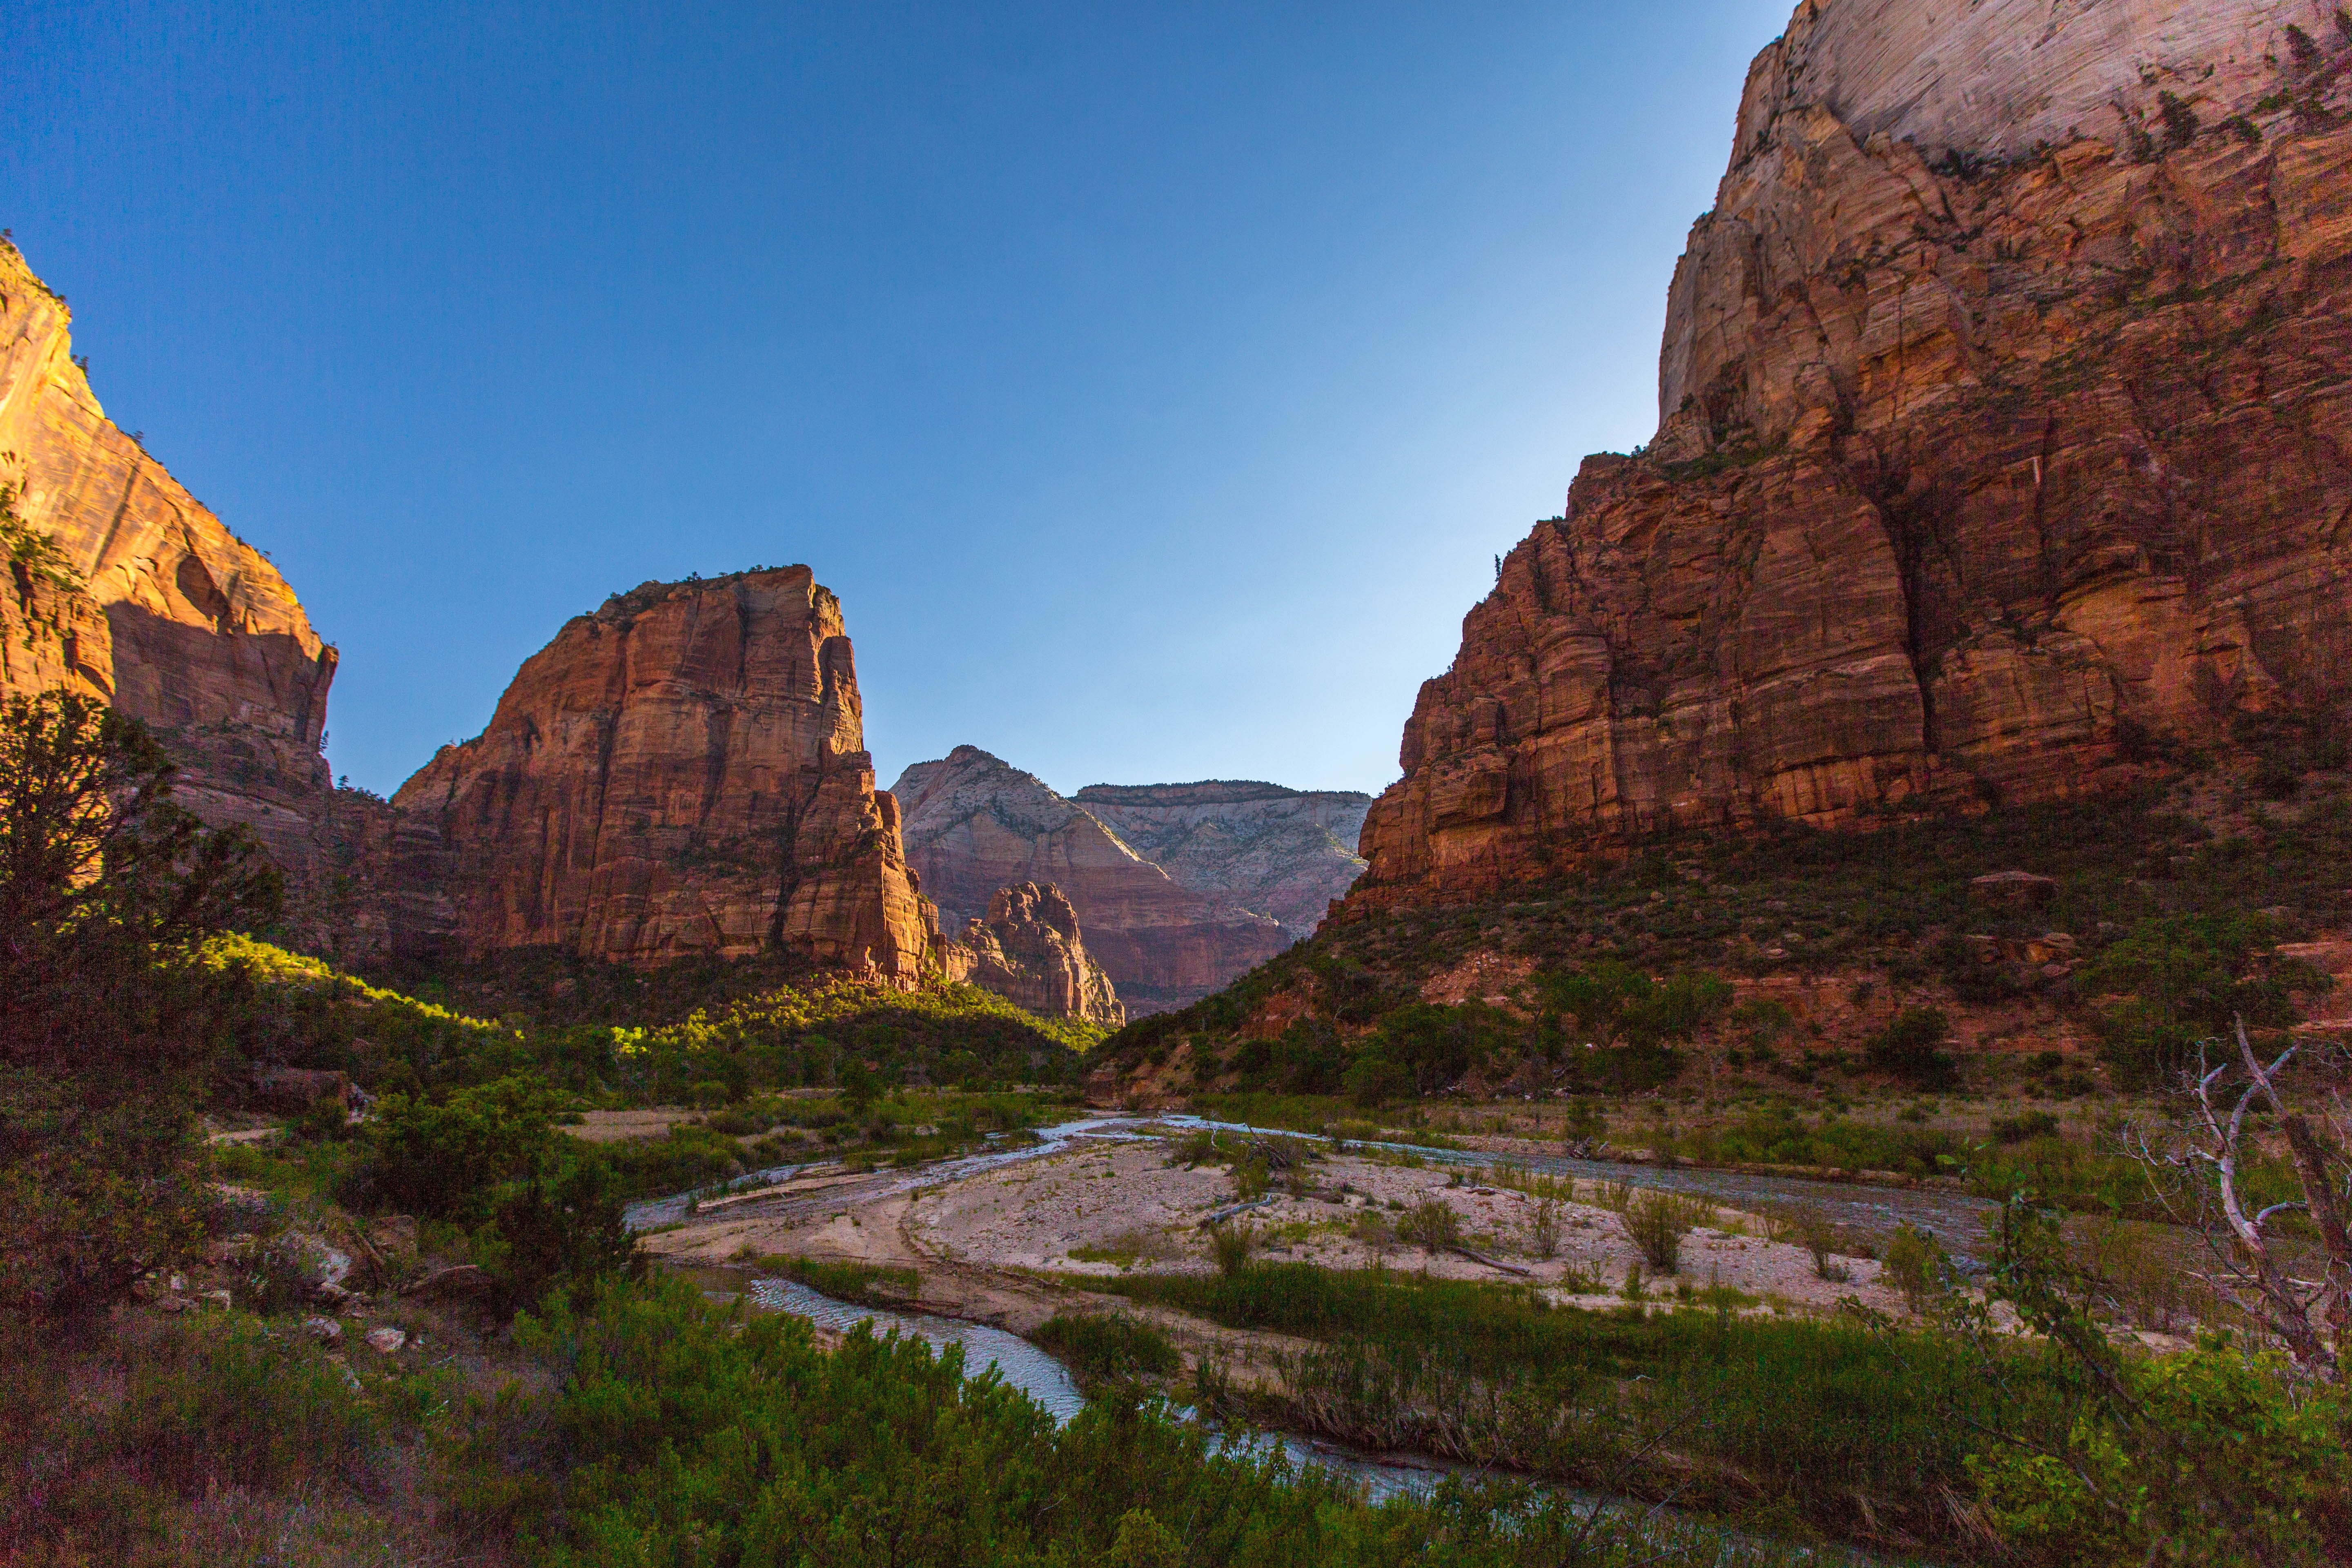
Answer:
xmin=634 ymin=1116 xmax=1946 ymax=1562
xmin=629 ymin=1110 xmax=1996 ymax=1257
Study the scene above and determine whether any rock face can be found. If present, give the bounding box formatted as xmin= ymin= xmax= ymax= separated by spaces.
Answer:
xmin=1357 ymin=0 xmax=2352 ymax=906
xmin=940 ymin=882 xmax=1123 ymax=1025
xmin=1071 ymin=781 xmax=1372 ymax=940
xmin=391 ymin=570 xmax=935 ymax=980
xmin=891 ymin=747 xmax=1292 ymax=1013
xmin=0 ymin=241 xmax=339 ymax=892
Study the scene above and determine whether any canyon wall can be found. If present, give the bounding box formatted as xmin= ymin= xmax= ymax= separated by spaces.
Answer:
xmin=1356 ymin=0 xmax=2352 ymax=906
xmin=939 ymin=881 xmax=1124 ymax=1025
xmin=1071 ymin=780 xmax=1370 ymax=940
xmin=0 ymin=241 xmax=339 ymax=892
xmin=391 ymin=570 xmax=935 ymax=981
xmin=892 ymin=747 xmax=1292 ymax=1013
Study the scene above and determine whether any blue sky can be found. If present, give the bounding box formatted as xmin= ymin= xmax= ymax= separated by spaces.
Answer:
xmin=6 ymin=0 xmax=1794 ymax=800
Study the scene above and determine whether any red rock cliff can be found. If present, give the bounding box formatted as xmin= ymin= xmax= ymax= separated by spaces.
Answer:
xmin=392 ymin=569 xmax=935 ymax=979
xmin=940 ymin=881 xmax=1124 ymax=1025
xmin=0 ymin=241 xmax=339 ymax=891
xmin=1357 ymin=0 xmax=2352 ymax=906
xmin=891 ymin=746 xmax=1291 ymax=1013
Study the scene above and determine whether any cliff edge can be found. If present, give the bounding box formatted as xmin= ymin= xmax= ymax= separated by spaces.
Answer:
xmin=1357 ymin=0 xmax=2352 ymax=906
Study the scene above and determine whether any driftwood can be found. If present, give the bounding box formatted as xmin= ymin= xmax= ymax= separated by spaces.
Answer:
xmin=1197 ymin=1197 xmax=1276 ymax=1229
xmin=1444 ymin=1245 xmax=1533 ymax=1277
xmin=400 ymin=1264 xmax=490 ymax=1298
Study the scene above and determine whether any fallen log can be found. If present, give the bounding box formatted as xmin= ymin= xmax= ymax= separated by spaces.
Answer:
xmin=1197 ymin=1197 xmax=1276 ymax=1229
xmin=1444 ymin=1245 xmax=1532 ymax=1277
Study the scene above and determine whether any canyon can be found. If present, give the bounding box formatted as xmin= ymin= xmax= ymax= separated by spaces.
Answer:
xmin=1354 ymin=0 xmax=2352 ymax=909
xmin=0 ymin=241 xmax=340 ymax=907
xmin=891 ymin=747 xmax=1299 ymax=1014
xmin=1071 ymin=780 xmax=1370 ymax=942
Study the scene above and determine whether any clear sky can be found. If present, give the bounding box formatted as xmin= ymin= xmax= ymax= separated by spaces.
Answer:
xmin=6 ymin=0 xmax=1795 ymax=801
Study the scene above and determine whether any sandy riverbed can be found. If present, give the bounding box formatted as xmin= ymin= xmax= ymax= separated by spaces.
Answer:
xmin=645 ymin=1131 xmax=1909 ymax=1322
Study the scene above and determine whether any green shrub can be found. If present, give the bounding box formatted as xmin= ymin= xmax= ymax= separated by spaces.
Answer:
xmin=479 ymin=1155 xmax=644 ymax=1314
xmin=1969 ymin=1347 xmax=2352 ymax=1565
xmin=339 ymin=1074 xmax=563 ymax=1219
xmin=1864 ymin=1007 xmax=1959 ymax=1089
xmin=1621 ymin=1190 xmax=1707 ymax=1273
xmin=109 ymin=1312 xmax=378 ymax=1497
xmin=1881 ymin=1223 xmax=1948 ymax=1313
xmin=1992 ymin=1110 xmax=2062 ymax=1145
xmin=1034 ymin=1312 xmax=1180 ymax=1387
xmin=1397 ymin=1198 xmax=1463 ymax=1250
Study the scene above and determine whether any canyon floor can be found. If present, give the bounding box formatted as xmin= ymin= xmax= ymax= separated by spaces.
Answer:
xmin=637 ymin=1123 xmax=1917 ymax=1377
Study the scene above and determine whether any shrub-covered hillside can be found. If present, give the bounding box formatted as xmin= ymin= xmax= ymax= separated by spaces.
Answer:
xmin=1097 ymin=762 xmax=2352 ymax=1105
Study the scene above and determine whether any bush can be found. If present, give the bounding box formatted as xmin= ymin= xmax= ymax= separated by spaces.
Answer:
xmin=1343 ymin=1054 xmax=1411 ymax=1109
xmin=1210 ymin=1223 xmax=1257 ymax=1276
xmin=1397 ymin=1198 xmax=1462 ymax=1251
xmin=1881 ymin=1223 xmax=1947 ymax=1313
xmin=1621 ymin=1190 xmax=1707 ymax=1273
xmin=1034 ymin=1312 xmax=1180 ymax=1387
xmin=1865 ymin=1007 xmax=1959 ymax=1089
xmin=110 ymin=1313 xmax=377 ymax=1498
xmin=1992 ymin=1110 xmax=2062 ymax=1145
xmin=479 ymin=1155 xmax=644 ymax=1314
xmin=339 ymin=1074 xmax=563 ymax=1219
xmin=1969 ymin=1347 xmax=2352 ymax=1565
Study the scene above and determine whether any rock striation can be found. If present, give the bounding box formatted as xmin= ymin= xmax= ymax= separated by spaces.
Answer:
xmin=940 ymin=881 xmax=1124 ymax=1025
xmin=891 ymin=747 xmax=1292 ymax=1013
xmin=1357 ymin=0 xmax=2352 ymax=907
xmin=390 ymin=570 xmax=935 ymax=980
xmin=1071 ymin=780 xmax=1371 ymax=940
xmin=0 ymin=241 xmax=339 ymax=893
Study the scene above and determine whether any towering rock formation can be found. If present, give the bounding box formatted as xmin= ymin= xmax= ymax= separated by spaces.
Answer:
xmin=0 ymin=241 xmax=339 ymax=891
xmin=1071 ymin=781 xmax=1371 ymax=940
xmin=940 ymin=882 xmax=1124 ymax=1025
xmin=391 ymin=569 xmax=935 ymax=980
xmin=1357 ymin=0 xmax=2352 ymax=906
xmin=891 ymin=746 xmax=1292 ymax=1013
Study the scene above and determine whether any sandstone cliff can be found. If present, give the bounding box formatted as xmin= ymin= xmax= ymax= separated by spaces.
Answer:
xmin=891 ymin=746 xmax=1291 ymax=1013
xmin=0 ymin=241 xmax=339 ymax=890
xmin=1071 ymin=780 xmax=1371 ymax=940
xmin=391 ymin=570 xmax=935 ymax=980
xmin=940 ymin=881 xmax=1123 ymax=1025
xmin=1357 ymin=0 xmax=2352 ymax=906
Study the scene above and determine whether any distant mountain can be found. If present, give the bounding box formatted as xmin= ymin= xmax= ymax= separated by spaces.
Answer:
xmin=891 ymin=747 xmax=1308 ymax=1014
xmin=1071 ymin=780 xmax=1370 ymax=942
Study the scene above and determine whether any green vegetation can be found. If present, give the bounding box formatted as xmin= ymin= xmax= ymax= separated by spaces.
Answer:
xmin=1102 ymin=776 xmax=2352 ymax=1109
xmin=1096 ymin=1261 xmax=2072 ymax=1547
xmin=1034 ymin=1310 xmax=1180 ymax=1388
xmin=219 ymin=928 xmax=1099 ymax=1103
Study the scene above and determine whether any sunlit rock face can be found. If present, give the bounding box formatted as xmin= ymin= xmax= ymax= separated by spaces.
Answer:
xmin=940 ymin=881 xmax=1124 ymax=1025
xmin=1356 ymin=0 xmax=2352 ymax=907
xmin=892 ymin=747 xmax=1293 ymax=1015
xmin=392 ymin=569 xmax=935 ymax=981
xmin=0 ymin=240 xmax=340 ymax=900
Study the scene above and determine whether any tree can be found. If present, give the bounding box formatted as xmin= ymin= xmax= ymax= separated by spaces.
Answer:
xmin=2127 ymin=1018 xmax=2351 ymax=1383
xmin=0 ymin=691 xmax=280 ymax=1319
xmin=1950 ymin=1017 xmax=2352 ymax=1563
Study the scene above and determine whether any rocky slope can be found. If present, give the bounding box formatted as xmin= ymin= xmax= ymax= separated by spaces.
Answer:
xmin=390 ymin=570 xmax=935 ymax=980
xmin=939 ymin=881 xmax=1123 ymax=1025
xmin=1071 ymin=780 xmax=1371 ymax=940
xmin=1356 ymin=0 xmax=2352 ymax=907
xmin=891 ymin=747 xmax=1291 ymax=1013
xmin=0 ymin=241 xmax=339 ymax=894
